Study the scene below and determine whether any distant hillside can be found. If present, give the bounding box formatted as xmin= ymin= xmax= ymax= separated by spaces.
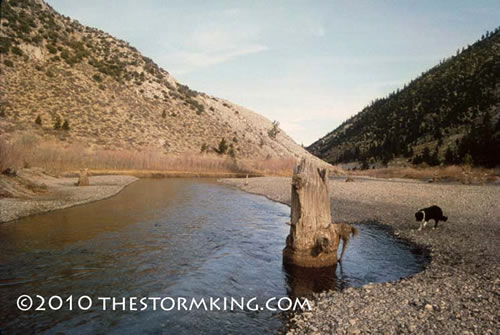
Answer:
xmin=308 ymin=28 xmax=500 ymax=168
xmin=0 ymin=0 xmax=312 ymax=162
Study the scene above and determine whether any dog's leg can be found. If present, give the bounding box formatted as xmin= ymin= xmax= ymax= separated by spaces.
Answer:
xmin=339 ymin=237 xmax=348 ymax=262
xmin=423 ymin=220 xmax=428 ymax=228
xmin=418 ymin=221 xmax=423 ymax=231
xmin=433 ymin=219 xmax=439 ymax=229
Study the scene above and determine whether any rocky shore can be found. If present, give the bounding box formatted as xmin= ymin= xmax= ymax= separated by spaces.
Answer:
xmin=0 ymin=168 xmax=138 ymax=223
xmin=221 ymin=176 xmax=500 ymax=334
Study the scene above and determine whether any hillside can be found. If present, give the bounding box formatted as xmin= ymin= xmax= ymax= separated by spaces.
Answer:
xmin=308 ymin=28 xmax=500 ymax=168
xmin=0 ymin=0 xmax=312 ymax=164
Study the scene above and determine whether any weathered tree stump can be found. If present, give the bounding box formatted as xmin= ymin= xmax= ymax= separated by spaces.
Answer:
xmin=76 ymin=168 xmax=89 ymax=186
xmin=283 ymin=158 xmax=339 ymax=267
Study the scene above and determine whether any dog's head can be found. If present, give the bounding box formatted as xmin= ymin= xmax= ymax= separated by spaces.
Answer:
xmin=415 ymin=211 xmax=424 ymax=221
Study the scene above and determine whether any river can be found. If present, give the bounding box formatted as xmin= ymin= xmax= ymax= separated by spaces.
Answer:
xmin=0 ymin=179 xmax=428 ymax=334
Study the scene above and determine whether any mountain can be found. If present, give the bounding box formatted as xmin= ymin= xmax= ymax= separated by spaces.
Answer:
xmin=308 ymin=28 xmax=500 ymax=168
xmin=0 ymin=0 xmax=310 ymax=161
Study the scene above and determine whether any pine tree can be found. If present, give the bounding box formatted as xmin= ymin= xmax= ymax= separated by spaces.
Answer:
xmin=35 ymin=115 xmax=42 ymax=125
xmin=444 ymin=147 xmax=455 ymax=165
xmin=200 ymin=143 xmax=208 ymax=153
xmin=62 ymin=119 xmax=70 ymax=131
xmin=228 ymin=144 xmax=236 ymax=159
xmin=431 ymin=147 xmax=440 ymax=166
xmin=422 ymin=147 xmax=431 ymax=165
xmin=216 ymin=138 xmax=228 ymax=155
xmin=54 ymin=117 xmax=61 ymax=130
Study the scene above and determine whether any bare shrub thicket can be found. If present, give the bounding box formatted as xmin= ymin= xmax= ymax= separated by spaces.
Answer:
xmin=352 ymin=165 xmax=497 ymax=184
xmin=0 ymin=136 xmax=296 ymax=176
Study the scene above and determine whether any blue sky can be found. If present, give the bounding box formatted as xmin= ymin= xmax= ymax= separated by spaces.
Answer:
xmin=47 ymin=0 xmax=500 ymax=145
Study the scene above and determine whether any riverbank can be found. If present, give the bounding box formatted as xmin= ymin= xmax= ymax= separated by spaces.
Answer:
xmin=60 ymin=169 xmax=265 ymax=178
xmin=220 ymin=176 xmax=500 ymax=334
xmin=0 ymin=168 xmax=138 ymax=223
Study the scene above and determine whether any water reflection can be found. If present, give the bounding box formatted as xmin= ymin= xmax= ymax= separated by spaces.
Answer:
xmin=283 ymin=264 xmax=338 ymax=299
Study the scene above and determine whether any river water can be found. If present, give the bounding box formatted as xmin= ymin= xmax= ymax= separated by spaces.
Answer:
xmin=0 ymin=179 xmax=428 ymax=334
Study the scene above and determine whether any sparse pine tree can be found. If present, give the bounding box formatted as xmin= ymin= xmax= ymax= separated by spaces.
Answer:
xmin=62 ymin=119 xmax=70 ymax=131
xmin=200 ymin=143 xmax=208 ymax=153
xmin=35 ymin=115 xmax=42 ymax=125
xmin=444 ymin=147 xmax=455 ymax=165
xmin=361 ymin=159 xmax=369 ymax=170
xmin=228 ymin=143 xmax=236 ymax=159
xmin=216 ymin=138 xmax=228 ymax=155
xmin=268 ymin=120 xmax=280 ymax=139
xmin=422 ymin=147 xmax=431 ymax=165
xmin=431 ymin=147 xmax=440 ymax=166
xmin=463 ymin=153 xmax=473 ymax=166
xmin=54 ymin=116 xmax=61 ymax=130
xmin=162 ymin=110 xmax=166 ymax=118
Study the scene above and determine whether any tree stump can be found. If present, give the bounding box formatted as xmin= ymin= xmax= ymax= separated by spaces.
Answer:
xmin=76 ymin=168 xmax=90 ymax=186
xmin=283 ymin=158 xmax=339 ymax=267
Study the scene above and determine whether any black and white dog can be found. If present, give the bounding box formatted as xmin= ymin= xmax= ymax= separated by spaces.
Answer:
xmin=415 ymin=205 xmax=448 ymax=231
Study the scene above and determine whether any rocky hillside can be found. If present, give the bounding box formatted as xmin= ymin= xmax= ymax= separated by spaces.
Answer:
xmin=0 ymin=0 xmax=310 ymax=161
xmin=308 ymin=28 xmax=500 ymax=168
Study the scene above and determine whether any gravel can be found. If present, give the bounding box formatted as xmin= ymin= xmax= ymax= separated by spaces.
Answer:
xmin=220 ymin=176 xmax=500 ymax=334
xmin=0 ymin=169 xmax=138 ymax=223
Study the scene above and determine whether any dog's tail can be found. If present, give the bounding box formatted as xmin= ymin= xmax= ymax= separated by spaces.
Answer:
xmin=441 ymin=216 xmax=448 ymax=222
xmin=351 ymin=226 xmax=359 ymax=237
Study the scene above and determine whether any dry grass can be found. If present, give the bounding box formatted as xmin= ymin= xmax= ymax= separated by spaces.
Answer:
xmin=352 ymin=165 xmax=498 ymax=184
xmin=0 ymin=135 xmax=296 ymax=177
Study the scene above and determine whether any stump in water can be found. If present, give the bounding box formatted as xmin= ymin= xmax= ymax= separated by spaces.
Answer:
xmin=283 ymin=158 xmax=339 ymax=267
xmin=76 ymin=168 xmax=89 ymax=186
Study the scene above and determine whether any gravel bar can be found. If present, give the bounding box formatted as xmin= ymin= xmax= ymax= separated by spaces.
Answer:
xmin=220 ymin=176 xmax=500 ymax=334
xmin=0 ymin=171 xmax=138 ymax=223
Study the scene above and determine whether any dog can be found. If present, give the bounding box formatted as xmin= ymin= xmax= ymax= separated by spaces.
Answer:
xmin=336 ymin=223 xmax=359 ymax=262
xmin=415 ymin=205 xmax=448 ymax=230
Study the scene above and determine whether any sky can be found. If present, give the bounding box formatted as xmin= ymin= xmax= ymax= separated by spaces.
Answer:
xmin=47 ymin=0 xmax=500 ymax=146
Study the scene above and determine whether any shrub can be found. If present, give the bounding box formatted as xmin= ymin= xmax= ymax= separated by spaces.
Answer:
xmin=0 ymin=37 xmax=12 ymax=54
xmin=268 ymin=120 xmax=280 ymax=139
xmin=228 ymin=144 xmax=236 ymax=159
xmin=60 ymin=49 xmax=70 ymax=60
xmin=200 ymin=143 xmax=208 ymax=153
xmin=54 ymin=116 xmax=61 ymax=130
xmin=463 ymin=153 xmax=473 ymax=166
xmin=161 ymin=110 xmax=166 ymax=118
xmin=214 ymin=138 xmax=228 ymax=155
xmin=11 ymin=46 xmax=23 ymax=56
xmin=46 ymin=44 xmax=57 ymax=54
xmin=444 ymin=147 xmax=455 ymax=165
xmin=360 ymin=159 xmax=369 ymax=170
xmin=92 ymin=73 xmax=102 ymax=82
xmin=35 ymin=115 xmax=42 ymax=125
xmin=3 ymin=59 xmax=14 ymax=67
xmin=62 ymin=119 xmax=70 ymax=131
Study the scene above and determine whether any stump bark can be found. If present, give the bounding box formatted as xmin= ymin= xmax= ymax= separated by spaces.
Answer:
xmin=76 ymin=168 xmax=89 ymax=186
xmin=283 ymin=158 xmax=339 ymax=267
